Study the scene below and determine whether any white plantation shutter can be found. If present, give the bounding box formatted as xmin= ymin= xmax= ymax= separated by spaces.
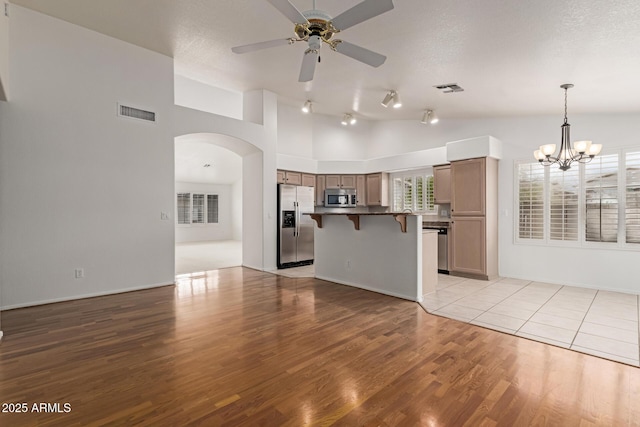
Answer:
xmin=403 ymin=177 xmax=413 ymax=209
xmin=626 ymin=151 xmax=640 ymax=244
xmin=207 ymin=194 xmax=219 ymax=224
xmin=415 ymin=176 xmax=425 ymax=211
xmin=549 ymin=166 xmax=579 ymax=241
xmin=192 ymin=194 xmax=205 ymax=224
xmin=585 ymin=154 xmax=619 ymax=242
xmin=518 ymin=163 xmax=545 ymax=239
xmin=425 ymin=176 xmax=435 ymax=211
xmin=393 ymin=178 xmax=403 ymax=211
xmin=177 ymin=193 xmax=191 ymax=225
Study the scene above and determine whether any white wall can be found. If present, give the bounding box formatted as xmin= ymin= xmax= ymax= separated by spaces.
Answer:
xmin=174 ymin=75 xmax=242 ymax=120
xmin=0 ymin=6 xmax=175 ymax=309
xmin=312 ymin=114 xmax=371 ymax=160
xmin=277 ymin=102 xmax=313 ymax=158
xmin=0 ymin=1 xmax=8 ymax=101
xmin=231 ymin=180 xmax=242 ymax=241
xmin=174 ymin=182 xmax=235 ymax=243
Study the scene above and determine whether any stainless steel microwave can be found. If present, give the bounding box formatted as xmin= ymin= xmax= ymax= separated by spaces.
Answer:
xmin=324 ymin=188 xmax=357 ymax=207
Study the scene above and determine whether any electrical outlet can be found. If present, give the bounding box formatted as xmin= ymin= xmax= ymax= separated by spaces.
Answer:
xmin=161 ymin=211 xmax=170 ymax=220
xmin=75 ymin=268 xmax=84 ymax=279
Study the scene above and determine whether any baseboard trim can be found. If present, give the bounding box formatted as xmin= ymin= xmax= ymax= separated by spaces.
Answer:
xmin=315 ymin=275 xmax=420 ymax=302
xmin=0 ymin=281 xmax=175 ymax=311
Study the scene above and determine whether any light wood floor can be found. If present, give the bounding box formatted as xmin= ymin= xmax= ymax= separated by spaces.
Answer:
xmin=0 ymin=267 xmax=639 ymax=426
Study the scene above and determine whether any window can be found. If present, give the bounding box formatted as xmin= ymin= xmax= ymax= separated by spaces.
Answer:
xmin=207 ymin=195 xmax=219 ymax=224
xmin=549 ymin=166 xmax=578 ymax=241
xmin=626 ymin=151 xmax=640 ymax=243
xmin=176 ymin=193 xmax=219 ymax=225
xmin=391 ymin=172 xmax=435 ymax=212
xmin=516 ymin=150 xmax=639 ymax=248
xmin=517 ymin=163 xmax=544 ymax=239
xmin=177 ymin=193 xmax=191 ymax=225
xmin=585 ymin=154 xmax=618 ymax=242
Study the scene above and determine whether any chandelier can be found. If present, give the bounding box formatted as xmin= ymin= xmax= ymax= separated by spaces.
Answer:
xmin=534 ymin=84 xmax=602 ymax=171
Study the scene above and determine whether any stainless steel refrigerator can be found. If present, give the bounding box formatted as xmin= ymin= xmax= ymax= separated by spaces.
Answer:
xmin=277 ymin=184 xmax=314 ymax=268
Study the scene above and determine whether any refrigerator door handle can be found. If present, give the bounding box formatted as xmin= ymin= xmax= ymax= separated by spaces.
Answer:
xmin=295 ymin=201 xmax=300 ymax=237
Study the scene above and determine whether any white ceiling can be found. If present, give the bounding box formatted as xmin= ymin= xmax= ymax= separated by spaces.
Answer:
xmin=175 ymin=140 xmax=242 ymax=185
xmin=11 ymin=0 xmax=640 ymax=121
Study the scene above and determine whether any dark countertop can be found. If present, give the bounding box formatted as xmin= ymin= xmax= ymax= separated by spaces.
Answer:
xmin=304 ymin=212 xmax=421 ymax=216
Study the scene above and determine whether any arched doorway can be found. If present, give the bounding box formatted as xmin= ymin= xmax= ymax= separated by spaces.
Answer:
xmin=174 ymin=133 xmax=261 ymax=275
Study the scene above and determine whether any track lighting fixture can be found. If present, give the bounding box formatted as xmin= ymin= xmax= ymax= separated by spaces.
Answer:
xmin=421 ymin=110 xmax=438 ymax=124
xmin=341 ymin=113 xmax=356 ymax=126
xmin=302 ymin=100 xmax=313 ymax=114
xmin=381 ymin=90 xmax=402 ymax=108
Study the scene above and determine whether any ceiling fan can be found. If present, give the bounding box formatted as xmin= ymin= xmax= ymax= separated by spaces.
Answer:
xmin=231 ymin=0 xmax=394 ymax=82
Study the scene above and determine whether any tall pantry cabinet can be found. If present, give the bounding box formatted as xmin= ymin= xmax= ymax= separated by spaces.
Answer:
xmin=450 ymin=157 xmax=498 ymax=280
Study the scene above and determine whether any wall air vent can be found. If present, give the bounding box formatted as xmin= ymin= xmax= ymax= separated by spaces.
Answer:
xmin=434 ymin=83 xmax=464 ymax=93
xmin=118 ymin=103 xmax=156 ymax=122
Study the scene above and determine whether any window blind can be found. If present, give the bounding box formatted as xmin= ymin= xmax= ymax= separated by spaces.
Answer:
xmin=177 ymin=193 xmax=190 ymax=225
xmin=393 ymin=178 xmax=403 ymax=211
xmin=585 ymin=154 xmax=618 ymax=242
xmin=517 ymin=163 xmax=544 ymax=239
xmin=192 ymin=194 xmax=205 ymax=224
xmin=403 ymin=177 xmax=413 ymax=209
xmin=626 ymin=151 xmax=640 ymax=244
xmin=549 ymin=166 xmax=579 ymax=241
xmin=415 ymin=176 xmax=425 ymax=211
xmin=207 ymin=194 xmax=219 ymax=224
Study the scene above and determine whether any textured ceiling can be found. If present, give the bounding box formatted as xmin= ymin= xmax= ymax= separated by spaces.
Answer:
xmin=11 ymin=0 xmax=640 ymax=121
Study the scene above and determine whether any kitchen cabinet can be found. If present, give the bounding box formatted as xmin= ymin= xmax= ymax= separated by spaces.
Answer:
xmin=450 ymin=217 xmax=486 ymax=276
xmin=449 ymin=157 xmax=498 ymax=280
xmin=325 ymin=175 xmax=356 ymax=189
xmin=316 ymin=175 xmax=326 ymax=206
xmin=451 ymin=158 xmax=485 ymax=216
xmin=366 ymin=172 xmax=389 ymax=206
xmin=302 ymin=174 xmax=315 ymax=187
xmin=356 ymin=175 xmax=366 ymax=206
xmin=433 ymin=164 xmax=451 ymax=204
xmin=277 ymin=170 xmax=302 ymax=185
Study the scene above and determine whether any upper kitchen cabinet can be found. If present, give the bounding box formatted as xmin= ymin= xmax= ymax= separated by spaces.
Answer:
xmin=366 ymin=173 xmax=389 ymax=206
xmin=451 ymin=158 xmax=486 ymax=215
xmin=301 ymin=174 xmax=315 ymax=187
xmin=316 ymin=175 xmax=326 ymax=206
xmin=356 ymin=175 xmax=366 ymax=206
xmin=277 ymin=170 xmax=302 ymax=186
xmin=433 ymin=164 xmax=451 ymax=204
xmin=325 ymin=175 xmax=356 ymax=189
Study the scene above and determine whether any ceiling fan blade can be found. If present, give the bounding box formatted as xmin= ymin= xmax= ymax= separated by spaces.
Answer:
xmin=231 ymin=38 xmax=292 ymax=54
xmin=266 ymin=0 xmax=309 ymax=24
xmin=299 ymin=50 xmax=319 ymax=82
xmin=333 ymin=40 xmax=386 ymax=67
xmin=331 ymin=0 xmax=394 ymax=31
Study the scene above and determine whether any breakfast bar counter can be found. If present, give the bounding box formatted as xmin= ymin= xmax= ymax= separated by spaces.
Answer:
xmin=304 ymin=212 xmax=437 ymax=301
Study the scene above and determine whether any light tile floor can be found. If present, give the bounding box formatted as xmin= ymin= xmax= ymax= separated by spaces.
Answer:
xmin=421 ymin=274 xmax=640 ymax=367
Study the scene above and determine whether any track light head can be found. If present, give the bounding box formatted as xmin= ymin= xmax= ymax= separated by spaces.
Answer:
xmin=302 ymin=100 xmax=312 ymax=114
xmin=341 ymin=113 xmax=356 ymax=126
xmin=382 ymin=90 xmax=401 ymax=108
xmin=421 ymin=110 xmax=439 ymax=125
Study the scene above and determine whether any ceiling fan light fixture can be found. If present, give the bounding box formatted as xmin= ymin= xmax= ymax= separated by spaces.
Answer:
xmin=302 ymin=100 xmax=313 ymax=114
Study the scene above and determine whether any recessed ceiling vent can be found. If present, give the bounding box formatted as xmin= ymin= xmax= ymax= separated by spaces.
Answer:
xmin=118 ymin=103 xmax=156 ymax=122
xmin=434 ymin=83 xmax=464 ymax=93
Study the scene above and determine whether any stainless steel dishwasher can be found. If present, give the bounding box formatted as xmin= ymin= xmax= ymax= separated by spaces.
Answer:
xmin=423 ymin=226 xmax=448 ymax=274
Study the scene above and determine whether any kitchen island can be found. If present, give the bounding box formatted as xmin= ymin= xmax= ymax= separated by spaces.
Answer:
xmin=305 ymin=212 xmax=437 ymax=301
